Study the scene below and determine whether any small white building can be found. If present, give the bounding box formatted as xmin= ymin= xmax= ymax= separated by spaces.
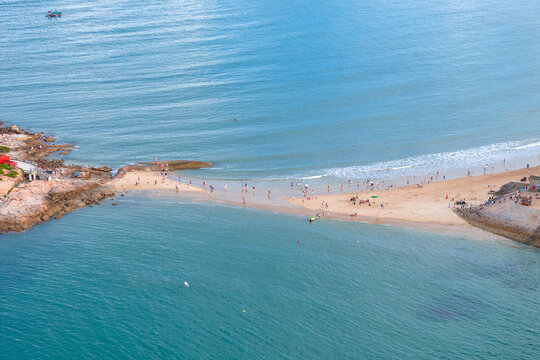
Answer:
xmin=13 ymin=159 xmax=39 ymax=180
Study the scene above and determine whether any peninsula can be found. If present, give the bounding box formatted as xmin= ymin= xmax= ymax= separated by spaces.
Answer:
xmin=0 ymin=123 xmax=211 ymax=233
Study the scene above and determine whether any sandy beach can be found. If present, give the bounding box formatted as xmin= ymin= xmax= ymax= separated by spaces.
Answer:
xmin=286 ymin=165 xmax=540 ymax=227
xmin=108 ymin=171 xmax=203 ymax=193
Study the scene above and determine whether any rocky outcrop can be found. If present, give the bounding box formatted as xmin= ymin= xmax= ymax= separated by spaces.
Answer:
xmin=0 ymin=123 xmax=212 ymax=234
xmin=9 ymin=125 xmax=20 ymax=134
xmin=0 ymin=179 xmax=114 ymax=233
xmin=456 ymin=201 xmax=540 ymax=247
xmin=494 ymin=181 xmax=529 ymax=197
xmin=92 ymin=166 xmax=112 ymax=172
xmin=117 ymin=160 xmax=213 ymax=175
xmin=0 ymin=124 xmax=116 ymax=233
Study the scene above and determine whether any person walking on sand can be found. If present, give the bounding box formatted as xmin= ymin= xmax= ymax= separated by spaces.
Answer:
xmin=224 ymin=184 xmax=227 ymax=192
xmin=268 ymin=190 xmax=271 ymax=199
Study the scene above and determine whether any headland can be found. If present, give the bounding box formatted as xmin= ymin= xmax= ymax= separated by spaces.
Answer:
xmin=0 ymin=123 xmax=210 ymax=233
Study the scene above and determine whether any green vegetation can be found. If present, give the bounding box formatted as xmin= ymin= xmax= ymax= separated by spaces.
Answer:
xmin=0 ymin=163 xmax=14 ymax=175
xmin=6 ymin=170 xmax=19 ymax=178
xmin=0 ymin=145 xmax=10 ymax=153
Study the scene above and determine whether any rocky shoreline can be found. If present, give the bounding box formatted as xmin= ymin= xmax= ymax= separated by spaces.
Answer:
xmin=0 ymin=123 xmax=211 ymax=234
xmin=455 ymin=200 xmax=540 ymax=247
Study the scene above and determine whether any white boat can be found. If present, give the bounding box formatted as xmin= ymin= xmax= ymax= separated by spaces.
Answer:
xmin=184 ymin=281 xmax=190 ymax=288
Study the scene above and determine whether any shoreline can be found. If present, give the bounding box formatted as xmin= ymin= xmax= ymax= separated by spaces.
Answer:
xmin=284 ymin=165 xmax=540 ymax=224
xmin=1 ymin=123 xmax=538 ymax=246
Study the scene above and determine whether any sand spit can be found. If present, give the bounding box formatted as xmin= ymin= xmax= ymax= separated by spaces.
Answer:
xmin=1 ymin=122 xmax=538 ymax=246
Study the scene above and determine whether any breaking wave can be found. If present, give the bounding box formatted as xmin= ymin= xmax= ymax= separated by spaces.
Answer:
xmin=328 ymin=139 xmax=540 ymax=180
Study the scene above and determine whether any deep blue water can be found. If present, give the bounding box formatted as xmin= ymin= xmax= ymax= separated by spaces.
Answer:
xmin=1 ymin=0 xmax=540 ymax=180
xmin=2 ymin=0 xmax=540 ymax=358
xmin=1 ymin=196 xmax=539 ymax=359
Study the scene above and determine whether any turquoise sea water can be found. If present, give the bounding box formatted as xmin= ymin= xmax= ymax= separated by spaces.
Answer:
xmin=1 ymin=196 xmax=539 ymax=359
xmin=2 ymin=0 xmax=540 ymax=358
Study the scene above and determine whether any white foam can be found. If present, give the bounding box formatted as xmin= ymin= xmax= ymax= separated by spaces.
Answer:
xmin=511 ymin=141 xmax=540 ymax=150
xmin=328 ymin=139 xmax=540 ymax=180
xmin=389 ymin=165 xmax=415 ymax=170
xmin=299 ymin=174 xmax=327 ymax=180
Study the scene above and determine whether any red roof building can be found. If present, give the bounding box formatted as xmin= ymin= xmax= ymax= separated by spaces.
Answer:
xmin=0 ymin=155 xmax=17 ymax=167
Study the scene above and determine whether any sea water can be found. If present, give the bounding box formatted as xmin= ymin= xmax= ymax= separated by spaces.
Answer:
xmin=1 ymin=0 xmax=540 ymax=358
xmin=1 ymin=196 xmax=539 ymax=359
xmin=2 ymin=0 xmax=540 ymax=180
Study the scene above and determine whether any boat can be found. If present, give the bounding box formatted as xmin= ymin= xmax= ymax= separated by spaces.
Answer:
xmin=184 ymin=281 xmax=190 ymax=288
xmin=45 ymin=10 xmax=62 ymax=18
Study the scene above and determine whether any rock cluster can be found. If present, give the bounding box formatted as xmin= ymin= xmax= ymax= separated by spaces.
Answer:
xmin=0 ymin=123 xmax=115 ymax=233
xmin=456 ymin=201 xmax=540 ymax=247
xmin=0 ymin=179 xmax=114 ymax=233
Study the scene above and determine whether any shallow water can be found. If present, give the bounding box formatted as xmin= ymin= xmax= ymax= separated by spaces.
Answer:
xmin=1 ymin=196 xmax=539 ymax=359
